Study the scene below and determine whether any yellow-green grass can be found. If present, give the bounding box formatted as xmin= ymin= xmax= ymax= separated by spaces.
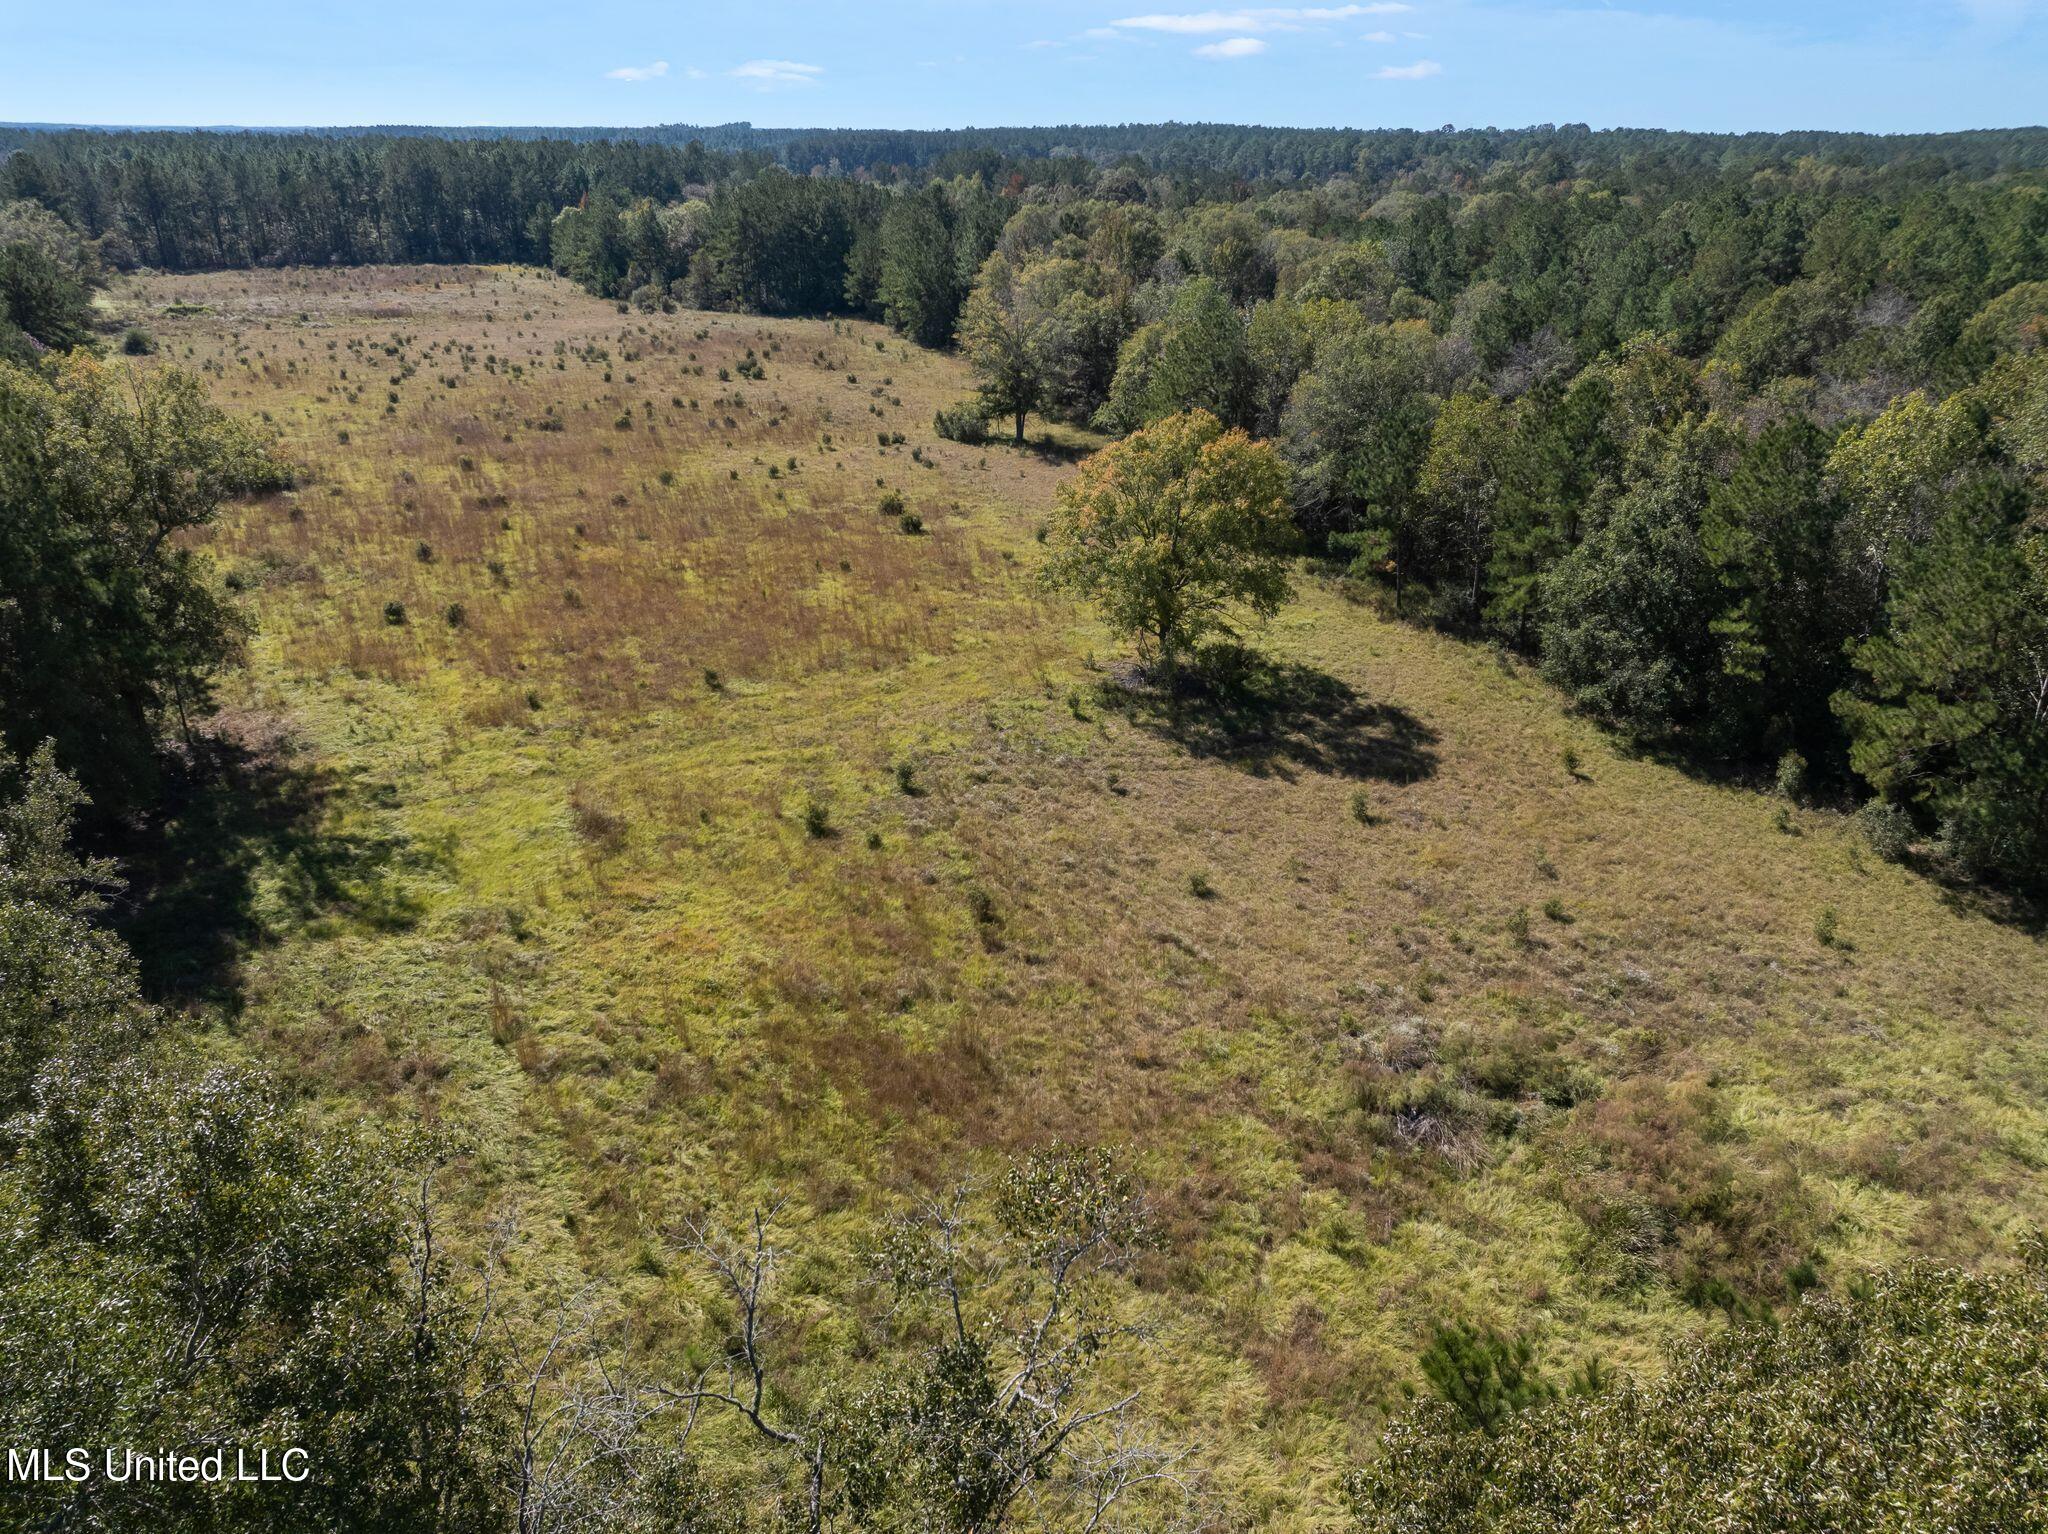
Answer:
xmin=119 ymin=265 xmax=2048 ymax=1529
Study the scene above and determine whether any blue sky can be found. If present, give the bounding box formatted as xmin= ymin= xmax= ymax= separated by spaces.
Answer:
xmin=8 ymin=1 xmax=2046 ymax=133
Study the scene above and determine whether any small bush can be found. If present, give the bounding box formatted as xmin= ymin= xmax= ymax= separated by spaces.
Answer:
xmin=121 ymin=327 xmax=155 ymax=355
xmin=898 ymin=511 xmax=924 ymax=535
xmin=382 ymin=601 xmax=407 ymax=625
xmin=934 ymin=400 xmax=991 ymax=444
xmin=1187 ymin=870 xmax=1216 ymax=899
xmin=443 ymin=602 xmax=465 ymax=628
xmin=878 ymin=489 xmax=905 ymax=516
xmin=1774 ymin=750 xmax=1809 ymax=802
xmin=802 ymin=799 xmax=832 ymax=839
xmin=1417 ymin=1323 xmax=1553 ymax=1434
xmin=1814 ymin=906 xmax=1841 ymax=948
xmin=1505 ymin=907 xmax=1531 ymax=947
xmin=1855 ymin=800 xmax=1913 ymax=863
xmin=894 ymin=761 xmax=920 ymax=796
xmin=1351 ymin=788 xmax=1375 ymax=826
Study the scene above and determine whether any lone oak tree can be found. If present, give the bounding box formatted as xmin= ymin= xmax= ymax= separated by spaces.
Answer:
xmin=1042 ymin=409 xmax=1295 ymax=678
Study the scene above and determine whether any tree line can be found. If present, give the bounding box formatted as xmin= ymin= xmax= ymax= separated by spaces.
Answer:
xmin=1 ymin=132 xmax=754 ymax=270
xmin=946 ymin=166 xmax=2047 ymax=888
xmin=14 ymin=119 xmax=2048 ymax=181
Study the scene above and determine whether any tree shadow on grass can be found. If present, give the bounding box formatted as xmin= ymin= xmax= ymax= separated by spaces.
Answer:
xmin=1025 ymin=431 xmax=1101 ymax=466
xmin=1099 ymin=646 xmax=1439 ymax=784
xmin=1928 ymin=871 xmax=2047 ymax=937
xmin=105 ymin=712 xmax=438 ymax=1012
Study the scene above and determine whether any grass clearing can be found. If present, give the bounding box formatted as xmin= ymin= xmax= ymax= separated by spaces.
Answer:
xmin=120 ymin=264 xmax=2048 ymax=1529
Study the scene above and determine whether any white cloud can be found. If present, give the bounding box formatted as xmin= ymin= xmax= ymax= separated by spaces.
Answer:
xmin=1375 ymin=58 xmax=1441 ymax=77
xmin=1194 ymin=35 xmax=1267 ymax=56
xmin=730 ymin=59 xmax=824 ymax=88
xmin=1109 ymin=5 xmax=1408 ymax=34
xmin=604 ymin=61 xmax=669 ymax=82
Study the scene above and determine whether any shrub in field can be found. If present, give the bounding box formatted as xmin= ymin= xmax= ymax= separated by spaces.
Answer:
xmin=934 ymin=398 xmax=991 ymax=443
xmin=1774 ymin=749 xmax=1808 ymax=802
xmin=1415 ymin=1323 xmax=1554 ymax=1434
xmin=1855 ymin=799 xmax=1914 ymax=862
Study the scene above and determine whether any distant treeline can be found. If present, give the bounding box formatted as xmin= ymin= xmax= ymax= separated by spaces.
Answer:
xmin=9 ymin=118 xmax=2048 ymax=291
xmin=0 ymin=132 xmax=771 ymax=269
xmin=10 ymin=119 xmax=2048 ymax=180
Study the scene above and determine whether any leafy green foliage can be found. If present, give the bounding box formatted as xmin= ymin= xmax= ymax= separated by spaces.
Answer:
xmin=1282 ymin=322 xmax=1438 ymax=579
xmin=873 ymin=179 xmax=1003 ymax=347
xmin=1699 ymin=416 xmax=1863 ymax=761
xmin=1097 ymin=277 xmax=1252 ymax=434
xmin=1043 ymin=410 xmax=1296 ymax=671
xmin=1835 ymin=478 xmax=2048 ymax=886
xmin=1538 ymin=427 xmax=1722 ymax=742
xmin=0 ymin=355 xmax=270 ymax=811
xmin=0 ymin=749 xmax=502 ymax=1534
xmin=0 ymin=241 xmax=95 ymax=360
xmin=1349 ymin=1246 xmax=2048 ymax=1533
xmin=958 ymin=252 xmax=1048 ymax=443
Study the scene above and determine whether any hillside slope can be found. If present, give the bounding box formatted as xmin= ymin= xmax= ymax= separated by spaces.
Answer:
xmin=119 ymin=265 xmax=2048 ymax=1528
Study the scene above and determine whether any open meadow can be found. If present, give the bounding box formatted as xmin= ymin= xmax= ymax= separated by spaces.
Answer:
xmin=117 ymin=263 xmax=2048 ymax=1527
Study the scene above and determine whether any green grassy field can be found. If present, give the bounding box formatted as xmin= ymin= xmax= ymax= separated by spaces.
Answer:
xmin=118 ymin=264 xmax=2048 ymax=1528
